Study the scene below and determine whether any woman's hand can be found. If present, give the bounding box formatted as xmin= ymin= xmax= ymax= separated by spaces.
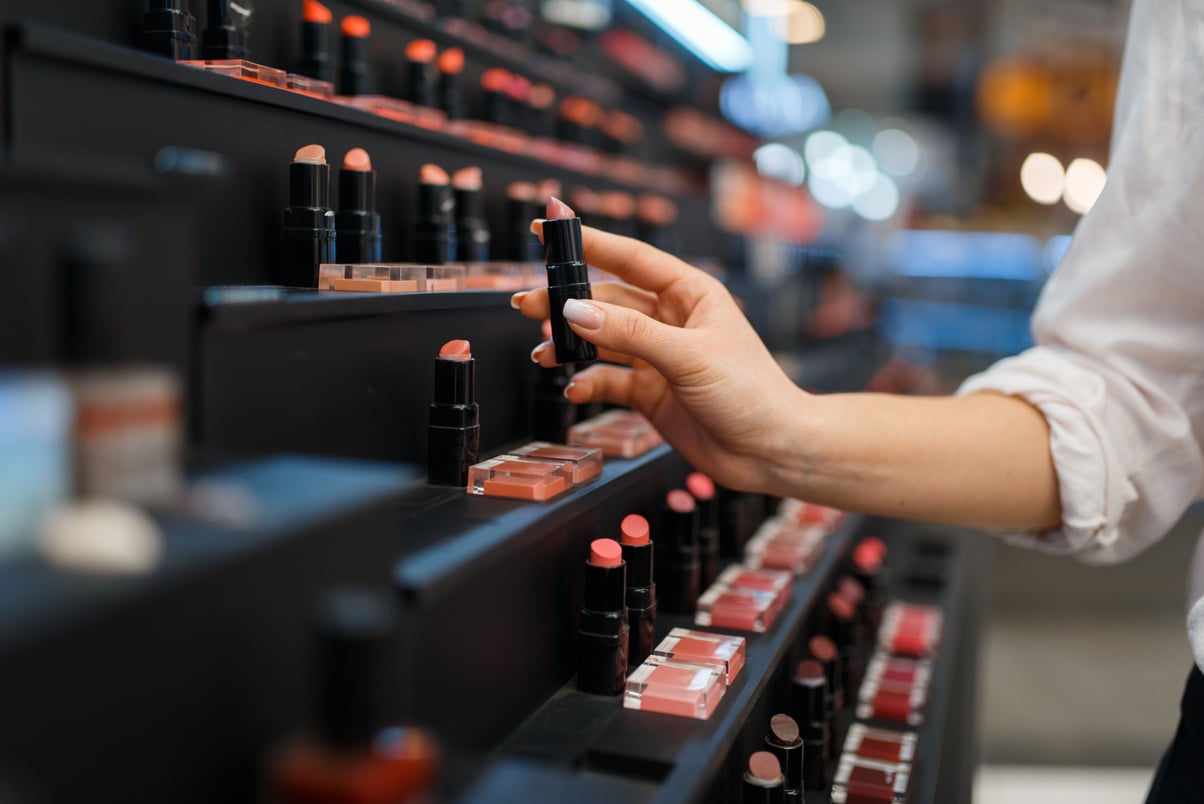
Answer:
xmin=511 ymin=219 xmax=808 ymax=493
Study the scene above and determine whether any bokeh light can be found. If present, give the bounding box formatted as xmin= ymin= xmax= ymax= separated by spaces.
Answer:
xmin=1063 ymin=158 xmax=1106 ymax=214
xmin=1019 ymin=153 xmax=1065 ymax=205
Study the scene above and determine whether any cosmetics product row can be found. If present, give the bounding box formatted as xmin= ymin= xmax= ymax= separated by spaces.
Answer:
xmin=279 ymin=141 xmax=675 ymax=291
xmin=141 ymin=0 xmax=685 ymax=191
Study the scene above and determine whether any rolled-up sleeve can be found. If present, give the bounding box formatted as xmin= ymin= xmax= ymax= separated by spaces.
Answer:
xmin=956 ymin=0 xmax=1204 ymax=564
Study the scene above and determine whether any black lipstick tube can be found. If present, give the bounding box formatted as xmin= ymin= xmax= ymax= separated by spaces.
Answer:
xmin=143 ymin=0 xmax=198 ymax=59
xmin=621 ymin=540 xmax=656 ymax=666
xmin=299 ymin=16 xmax=332 ymax=82
xmin=695 ymin=492 xmax=720 ymax=589
xmin=281 ymin=158 xmax=336 ymax=287
xmin=718 ymin=485 xmax=757 ymax=557
xmin=454 ymin=186 xmax=491 ymax=262
xmin=336 ymin=167 xmax=381 ymax=264
xmin=578 ymin=553 xmax=629 ymax=695
xmin=764 ymin=717 xmax=804 ymax=798
xmin=656 ymin=498 xmax=700 ymax=615
xmin=791 ymin=666 xmax=830 ymax=789
xmin=427 ymin=351 xmax=479 ymax=486
xmin=408 ymin=57 xmax=437 ymax=108
xmin=340 ymin=32 xmax=372 ymax=95
xmin=202 ymin=0 xmax=248 ymax=59
xmin=542 ymin=216 xmax=596 ymax=365
xmin=440 ymin=72 xmax=464 ymax=120
xmin=533 ymin=364 xmax=576 ymax=443
xmin=507 ymin=197 xmax=541 ymax=262
xmin=413 ymin=182 xmax=455 ymax=265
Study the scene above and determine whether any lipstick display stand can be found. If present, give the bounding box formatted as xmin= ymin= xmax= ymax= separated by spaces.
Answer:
xmin=0 ymin=6 xmax=982 ymax=804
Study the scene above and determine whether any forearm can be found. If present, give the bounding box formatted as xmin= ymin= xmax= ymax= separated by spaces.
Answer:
xmin=767 ymin=390 xmax=1061 ymax=531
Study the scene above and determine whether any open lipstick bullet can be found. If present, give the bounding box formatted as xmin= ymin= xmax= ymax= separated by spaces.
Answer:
xmin=281 ymin=143 xmax=336 ymax=287
xmin=335 ymin=147 xmax=381 ymax=264
xmin=619 ymin=514 xmax=656 ymax=665
xmin=427 ymin=339 xmax=479 ymax=486
xmin=578 ymin=538 xmax=629 ymax=695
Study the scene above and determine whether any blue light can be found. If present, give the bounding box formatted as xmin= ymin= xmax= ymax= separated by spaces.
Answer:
xmin=720 ymin=73 xmax=829 ymax=136
xmin=623 ymin=0 xmax=753 ymax=72
xmin=885 ymin=230 xmax=1044 ymax=282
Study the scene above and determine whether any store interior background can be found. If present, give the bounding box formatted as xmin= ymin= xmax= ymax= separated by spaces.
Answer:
xmin=3 ymin=0 xmax=1201 ymax=799
xmin=765 ymin=0 xmax=1197 ymax=799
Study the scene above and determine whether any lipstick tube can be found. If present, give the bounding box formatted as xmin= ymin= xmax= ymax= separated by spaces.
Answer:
xmin=656 ymin=489 xmax=700 ymax=615
xmin=281 ymin=145 xmax=336 ymax=287
xmin=828 ymin=591 xmax=862 ymax=694
xmin=437 ymin=48 xmax=465 ymax=120
xmin=743 ymin=751 xmax=786 ymax=804
xmin=619 ymin=514 xmax=656 ymax=665
xmin=542 ymin=214 xmax=596 ymax=365
xmin=335 ymin=149 xmax=381 ymax=264
xmin=202 ymin=0 xmax=249 ymax=59
xmin=339 ymin=16 xmax=373 ymax=96
xmin=298 ymin=0 xmax=333 ymax=82
xmin=578 ymin=538 xmax=629 ymax=695
xmin=809 ymin=634 xmax=842 ymax=716
xmin=764 ymin=714 xmax=803 ymax=798
xmin=718 ymin=485 xmax=758 ymax=557
xmin=853 ymin=536 xmax=888 ymax=634
xmin=505 ymin=183 xmax=541 ymax=262
xmin=414 ymin=168 xmax=455 ymax=265
xmin=427 ymin=340 xmax=479 ymax=486
xmin=405 ymin=39 xmax=437 ymax=108
xmin=686 ymin=472 xmax=720 ymax=587
xmin=143 ymin=0 xmax=198 ymax=59
xmin=453 ymin=183 xmax=490 ymax=262
xmin=792 ymin=659 xmax=829 ymax=791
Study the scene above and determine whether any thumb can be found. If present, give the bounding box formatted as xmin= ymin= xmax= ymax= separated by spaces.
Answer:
xmin=561 ymin=297 xmax=691 ymax=377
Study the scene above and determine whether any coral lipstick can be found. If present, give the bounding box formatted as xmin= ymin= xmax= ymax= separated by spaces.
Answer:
xmin=542 ymin=197 xmax=596 ymax=365
xmin=335 ymin=147 xmax=380 ymax=264
xmin=414 ymin=164 xmax=455 ymax=265
xmin=339 ymin=15 xmax=373 ymax=96
xmin=281 ymin=143 xmax=335 ymax=287
xmin=405 ymin=39 xmax=438 ymax=108
xmin=298 ymin=0 xmax=333 ymax=82
xmin=657 ymin=489 xmax=701 ymax=615
xmin=578 ymin=537 xmax=629 ymax=695
xmin=743 ymin=751 xmax=786 ymax=804
xmin=426 ymin=339 xmax=479 ymax=486
xmin=452 ymin=166 xmax=489 ymax=262
xmin=436 ymin=47 xmax=465 ymax=120
xmin=620 ymin=514 xmax=656 ymax=665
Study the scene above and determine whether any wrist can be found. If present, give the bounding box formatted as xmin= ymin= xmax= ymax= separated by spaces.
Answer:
xmin=755 ymin=382 xmax=822 ymax=498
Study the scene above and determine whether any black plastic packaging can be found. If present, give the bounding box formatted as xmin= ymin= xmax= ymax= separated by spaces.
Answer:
xmin=407 ymin=55 xmax=437 ymax=108
xmin=314 ymin=587 xmax=400 ymax=747
xmin=742 ymin=772 xmax=786 ymax=804
xmin=620 ymin=537 xmax=656 ymax=666
xmin=692 ymin=479 xmax=721 ymax=588
xmin=298 ymin=17 xmax=332 ymax=82
xmin=454 ymin=186 xmax=490 ymax=262
xmin=335 ymin=164 xmax=381 ymax=264
xmin=281 ymin=157 xmax=335 ymax=287
xmin=507 ymin=196 xmax=541 ymax=262
xmin=718 ymin=485 xmax=759 ymax=557
xmin=142 ymin=0 xmax=198 ymax=59
xmin=414 ymin=181 xmax=455 ymax=265
xmin=764 ymin=714 xmax=804 ymax=799
xmin=577 ymin=552 xmax=629 ymax=695
xmin=656 ymin=495 xmax=700 ymax=615
xmin=440 ymin=71 xmax=464 ymax=120
xmin=532 ymin=364 xmax=576 ymax=443
xmin=542 ymin=216 xmax=596 ymax=365
xmin=201 ymin=0 xmax=250 ymax=59
xmin=427 ymin=348 xmax=479 ymax=486
xmin=340 ymin=30 xmax=372 ymax=95
xmin=791 ymin=663 xmax=830 ymax=789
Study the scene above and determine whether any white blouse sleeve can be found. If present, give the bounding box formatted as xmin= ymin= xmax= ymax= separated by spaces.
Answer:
xmin=956 ymin=0 xmax=1204 ymax=565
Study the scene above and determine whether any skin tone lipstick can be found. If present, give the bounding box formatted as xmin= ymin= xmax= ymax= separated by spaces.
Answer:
xmin=452 ymin=167 xmax=489 ymax=262
xmin=505 ymin=181 xmax=539 ymax=262
xmin=619 ymin=514 xmax=657 ymax=665
xmin=480 ymin=68 xmax=512 ymax=127
xmin=542 ymin=197 xmax=597 ymax=365
xmin=578 ymin=538 xmax=629 ymax=696
xmin=404 ymin=39 xmax=437 ymax=108
xmin=297 ymin=0 xmax=333 ymax=82
xmin=436 ymin=47 xmax=465 ymax=120
xmin=527 ymin=83 xmax=557 ymax=139
xmin=339 ymin=15 xmax=373 ymax=95
xmin=414 ymin=164 xmax=455 ymax=265
xmin=686 ymin=472 xmax=720 ymax=588
xmin=764 ymin=713 xmax=803 ymax=798
xmin=426 ymin=339 xmax=479 ymax=486
xmin=656 ymin=489 xmax=700 ymax=615
xmin=335 ymin=148 xmax=381 ymax=264
xmin=743 ymin=751 xmax=786 ymax=804
xmin=281 ymin=143 xmax=336 ymax=287
xmin=809 ymin=634 xmax=842 ymax=716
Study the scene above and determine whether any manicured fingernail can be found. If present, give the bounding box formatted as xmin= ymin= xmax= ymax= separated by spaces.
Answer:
xmin=529 ymin=218 xmax=546 ymax=235
xmin=530 ymin=341 xmax=552 ymax=363
xmin=563 ymin=381 xmax=576 ymax=399
xmin=510 ymin=291 xmax=527 ymax=309
xmin=562 ymin=298 xmax=602 ymax=330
